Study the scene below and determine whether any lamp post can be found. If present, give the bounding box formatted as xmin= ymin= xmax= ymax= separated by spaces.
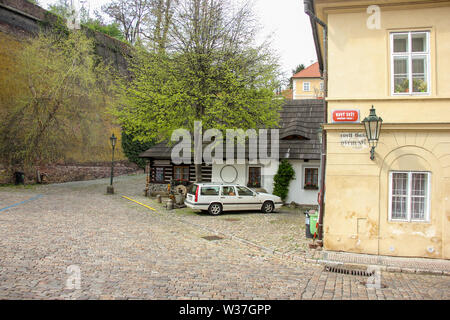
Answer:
xmin=362 ymin=106 xmax=383 ymax=160
xmin=107 ymin=133 xmax=117 ymax=194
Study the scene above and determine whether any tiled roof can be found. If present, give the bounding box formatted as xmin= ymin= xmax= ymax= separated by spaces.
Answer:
xmin=292 ymin=62 xmax=321 ymax=79
xmin=140 ymin=99 xmax=324 ymax=161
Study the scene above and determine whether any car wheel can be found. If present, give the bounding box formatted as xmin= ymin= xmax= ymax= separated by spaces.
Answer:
xmin=261 ymin=201 xmax=274 ymax=214
xmin=208 ymin=203 xmax=222 ymax=216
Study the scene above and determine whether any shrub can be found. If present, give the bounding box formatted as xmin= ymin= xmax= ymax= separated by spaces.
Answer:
xmin=121 ymin=131 xmax=154 ymax=169
xmin=273 ymin=160 xmax=295 ymax=201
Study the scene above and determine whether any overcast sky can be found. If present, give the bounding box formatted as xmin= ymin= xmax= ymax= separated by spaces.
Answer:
xmin=38 ymin=0 xmax=317 ymax=80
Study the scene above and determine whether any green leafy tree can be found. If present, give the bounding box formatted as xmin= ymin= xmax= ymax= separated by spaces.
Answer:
xmin=102 ymin=0 xmax=175 ymax=47
xmin=84 ymin=20 xmax=125 ymax=41
xmin=292 ymin=64 xmax=306 ymax=75
xmin=121 ymin=131 xmax=154 ymax=169
xmin=273 ymin=160 xmax=295 ymax=201
xmin=289 ymin=63 xmax=305 ymax=89
xmin=48 ymin=0 xmax=86 ymax=21
xmin=0 ymin=31 xmax=120 ymax=177
xmin=48 ymin=0 xmax=125 ymax=41
xmin=115 ymin=0 xmax=284 ymax=181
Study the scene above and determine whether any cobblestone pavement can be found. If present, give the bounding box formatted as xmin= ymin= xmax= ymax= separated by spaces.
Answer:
xmin=0 ymin=175 xmax=449 ymax=300
xmin=131 ymin=185 xmax=317 ymax=258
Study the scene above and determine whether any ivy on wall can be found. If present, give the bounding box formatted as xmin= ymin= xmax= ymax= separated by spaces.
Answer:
xmin=273 ymin=159 xmax=295 ymax=202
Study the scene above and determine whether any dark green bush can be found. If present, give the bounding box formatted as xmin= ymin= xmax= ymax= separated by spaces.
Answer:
xmin=273 ymin=159 xmax=295 ymax=201
xmin=121 ymin=131 xmax=154 ymax=169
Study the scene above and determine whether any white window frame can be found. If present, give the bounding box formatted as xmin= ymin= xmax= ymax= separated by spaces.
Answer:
xmin=303 ymin=82 xmax=311 ymax=92
xmin=320 ymin=82 xmax=324 ymax=91
xmin=388 ymin=171 xmax=431 ymax=222
xmin=390 ymin=31 xmax=431 ymax=96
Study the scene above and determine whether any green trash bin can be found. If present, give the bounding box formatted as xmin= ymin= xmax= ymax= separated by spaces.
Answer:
xmin=309 ymin=211 xmax=319 ymax=236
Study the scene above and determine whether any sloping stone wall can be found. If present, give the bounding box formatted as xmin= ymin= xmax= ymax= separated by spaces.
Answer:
xmin=0 ymin=0 xmax=130 ymax=74
xmin=0 ymin=0 xmax=138 ymax=184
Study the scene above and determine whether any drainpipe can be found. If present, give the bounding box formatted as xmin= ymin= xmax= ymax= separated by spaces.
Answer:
xmin=304 ymin=0 xmax=328 ymax=242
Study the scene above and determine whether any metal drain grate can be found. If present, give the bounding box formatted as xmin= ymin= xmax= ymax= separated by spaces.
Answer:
xmin=324 ymin=265 xmax=374 ymax=277
xmin=202 ymin=235 xmax=224 ymax=241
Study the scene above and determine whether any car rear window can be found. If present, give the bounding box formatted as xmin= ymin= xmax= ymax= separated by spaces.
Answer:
xmin=187 ymin=184 xmax=198 ymax=195
xmin=201 ymin=186 xmax=220 ymax=196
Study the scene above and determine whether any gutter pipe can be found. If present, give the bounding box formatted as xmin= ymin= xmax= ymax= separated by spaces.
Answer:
xmin=304 ymin=0 xmax=328 ymax=242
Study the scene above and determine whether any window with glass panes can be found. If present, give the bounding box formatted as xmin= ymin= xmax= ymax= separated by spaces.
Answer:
xmin=174 ymin=166 xmax=189 ymax=181
xmin=303 ymin=82 xmax=311 ymax=92
xmin=248 ymin=167 xmax=261 ymax=188
xmin=391 ymin=31 xmax=430 ymax=95
xmin=153 ymin=167 xmax=165 ymax=182
xmin=304 ymin=168 xmax=319 ymax=189
xmin=389 ymin=171 xmax=430 ymax=222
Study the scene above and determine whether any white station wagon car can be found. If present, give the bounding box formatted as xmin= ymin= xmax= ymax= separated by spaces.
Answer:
xmin=185 ymin=183 xmax=283 ymax=215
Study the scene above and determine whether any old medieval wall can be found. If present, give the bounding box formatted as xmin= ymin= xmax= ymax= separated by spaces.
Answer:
xmin=0 ymin=0 xmax=139 ymax=184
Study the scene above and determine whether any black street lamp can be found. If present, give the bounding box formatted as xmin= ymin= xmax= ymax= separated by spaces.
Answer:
xmin=107 ymin=133 xmax=117 ymax=194
xmin=362 ymin=106 xmax=383 ymax=160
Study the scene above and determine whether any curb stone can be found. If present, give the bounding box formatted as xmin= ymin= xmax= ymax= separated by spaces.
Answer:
xmin=401 ymin=268 xmax=416 ymax=274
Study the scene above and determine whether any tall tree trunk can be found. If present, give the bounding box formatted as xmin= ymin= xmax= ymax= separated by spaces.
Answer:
xmin=195 ymin=163 xmax=202 ymax=183
xmin=194 ymin=120 xmax=202 ymax=182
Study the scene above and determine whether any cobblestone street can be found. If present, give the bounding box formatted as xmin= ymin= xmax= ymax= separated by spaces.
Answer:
xmin=0 ymin=175 xmax=449 ymax=300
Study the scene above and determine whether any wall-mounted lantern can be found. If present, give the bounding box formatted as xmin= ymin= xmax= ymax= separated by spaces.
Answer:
xmin=317 ymin=127 xmax=323 ymax=145
xmin=362 ymin=106 xmax=383 ymax=160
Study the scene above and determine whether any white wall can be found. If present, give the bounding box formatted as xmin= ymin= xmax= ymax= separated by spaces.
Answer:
xmin=212 ymin=163 xmax=247 ymax=185
xmin=286 ymin=160 xmax=320 ymax=205
xmin=211 ymin=159 xmax=320 ymax=206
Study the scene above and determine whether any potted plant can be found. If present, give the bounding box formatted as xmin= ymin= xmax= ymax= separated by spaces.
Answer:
xmin=247 ymin=180 xmax=261 ymax=188
xmin=304 ymin=182 xmax=318 ymax=190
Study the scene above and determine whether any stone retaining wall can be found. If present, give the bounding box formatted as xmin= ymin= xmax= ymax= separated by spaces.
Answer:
xmin=0 ymin=161 xmax=142 ymax=184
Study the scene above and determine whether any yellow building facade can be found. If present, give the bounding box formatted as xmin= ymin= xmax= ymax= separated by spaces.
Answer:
xmin=311 ymin=0 xmax=450 ymax=259
xmin=293 ymin=78 xmax=324 ymax=99
xmin=292 ymin=62 xmax=324 ymax=99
